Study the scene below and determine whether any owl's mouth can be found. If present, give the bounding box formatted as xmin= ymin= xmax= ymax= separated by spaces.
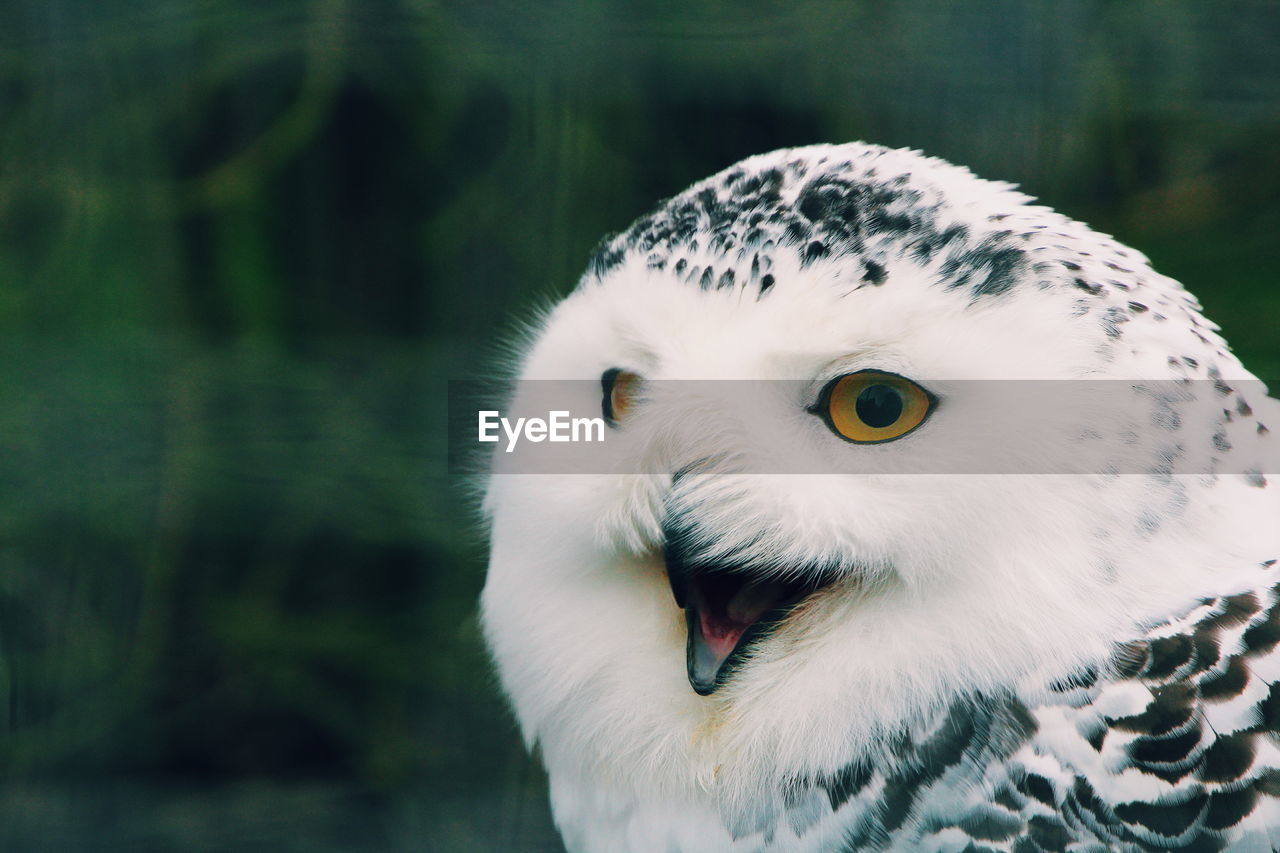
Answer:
xmin=666 ymin=554 xmax=830 ymax=695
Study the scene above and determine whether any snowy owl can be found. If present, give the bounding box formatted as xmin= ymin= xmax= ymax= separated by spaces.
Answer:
xmin=480 ymin=143 xmax=1280 ymax=852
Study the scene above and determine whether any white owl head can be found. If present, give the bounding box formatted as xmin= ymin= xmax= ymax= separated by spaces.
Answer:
xmin=481 ymin=143 xmax=1278 ymax=800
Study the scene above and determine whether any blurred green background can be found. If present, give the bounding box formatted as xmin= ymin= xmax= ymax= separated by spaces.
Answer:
xmin=0 ymin=1 xmax=1277 ymax=850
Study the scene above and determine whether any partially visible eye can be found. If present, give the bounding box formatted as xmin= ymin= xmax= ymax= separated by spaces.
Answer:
xmin=602 ymin=368 xmax=642 ymax=425
xmin=817 ymin=370 xmax=935 ymax=443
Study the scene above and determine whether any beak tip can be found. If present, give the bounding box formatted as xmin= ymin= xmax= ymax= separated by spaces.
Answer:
xmin=690 ymin=678 xmax=719 ymax=696
xmin=685 ymin=607 xmax=726 ymax=695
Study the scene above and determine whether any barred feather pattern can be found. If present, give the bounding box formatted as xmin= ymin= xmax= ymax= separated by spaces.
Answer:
xmin=801 ymin=564 xmax=1280 ymax=852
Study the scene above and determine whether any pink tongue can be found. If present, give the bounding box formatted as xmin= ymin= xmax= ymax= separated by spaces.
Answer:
xmin=698 ymin=611 xmax=747 ymax=660
xmin=698 ymin=579 xmax=788 ymax=659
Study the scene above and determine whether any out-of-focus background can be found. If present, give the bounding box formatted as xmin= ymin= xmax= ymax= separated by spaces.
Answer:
xmin=0 ymin=1 xmax=1277 ymax=850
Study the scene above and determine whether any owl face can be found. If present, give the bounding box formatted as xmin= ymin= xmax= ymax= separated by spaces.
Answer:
xmin=481 ymin=144 xmax=1275 ymax=793
xmin=515 ymin=251 xmax=1118 ymax=695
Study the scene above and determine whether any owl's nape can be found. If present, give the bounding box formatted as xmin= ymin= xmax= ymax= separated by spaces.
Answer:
xmin=482 ymin=142 xmax=1280 ymax=852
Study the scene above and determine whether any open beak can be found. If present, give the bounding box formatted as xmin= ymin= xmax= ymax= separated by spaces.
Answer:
xmin=666 ymin=545 xmax=827 ymax=695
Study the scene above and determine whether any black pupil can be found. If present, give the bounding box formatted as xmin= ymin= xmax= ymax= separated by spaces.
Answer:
xmin=855 ymin=384 xmax=903 ymax=429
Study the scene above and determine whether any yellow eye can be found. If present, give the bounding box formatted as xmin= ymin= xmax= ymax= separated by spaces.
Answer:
xmin=820 ymin=370 xmax=934 ymax=443
xmin=602 ymin=369 xmax=642 ymax=424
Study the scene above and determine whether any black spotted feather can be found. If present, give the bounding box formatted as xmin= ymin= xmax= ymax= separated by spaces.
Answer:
xmin=762 ymin=571 xmax=1280 ymax=851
